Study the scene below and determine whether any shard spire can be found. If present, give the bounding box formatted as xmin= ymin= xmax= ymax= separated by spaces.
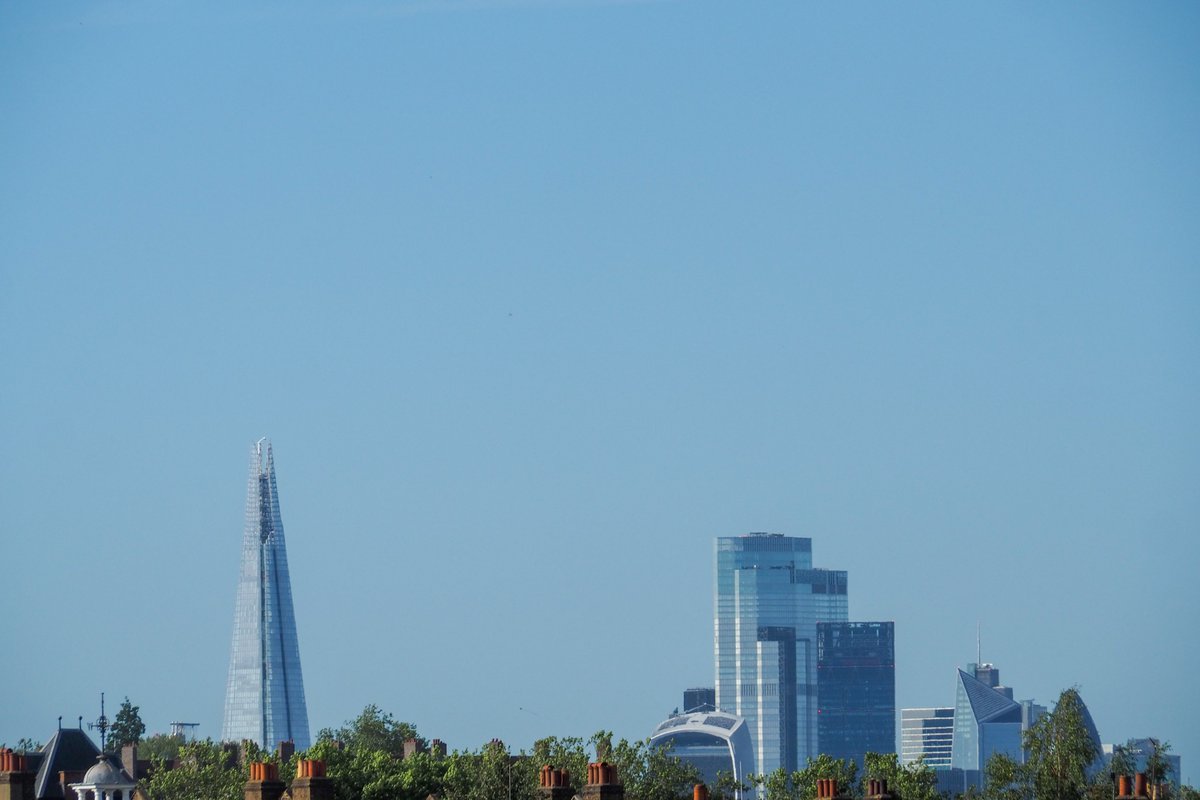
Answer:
xmin=222 ymin=439 xmax=311 ymax=749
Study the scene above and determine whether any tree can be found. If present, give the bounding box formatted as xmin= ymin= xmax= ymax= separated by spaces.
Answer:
xmin=138 ymin=733 xmax=185 ymax=762
xmin=608 ymin=734 xmax=701 ymax=800
xmin=750 ymin=754 xmax=858 ymax=800
xmin=982 ymin=752 xmax=1031 ymax=800
xmin=109 ymin=697 xmax=146 ymax=750
xmin=1023 ymin=688 xmax=1099 ymax=800
xmin=862 ymin=752 xmax=939 ymax=800
xmin=710 ymin=769 xmax=752 ymax=800
xmin=1108 ymin=744 xmax=1136 ymax=781
xmin=317 ymin=705 xmax=419 ymax=759
xmin=142 ymin=739 xmax=253 ymax=800
xmin=1143 ymin=739 xmax=1173 ymax=798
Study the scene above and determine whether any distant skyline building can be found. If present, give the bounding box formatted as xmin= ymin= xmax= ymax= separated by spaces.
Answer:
xmin=951 ymin=664 xmax=1024 ymax=777
xmin=714 ymin=533 xmax=848 ymax=776
xmin=684 ymin=687 xmax=717 ymax=714
xmin=221 ymin=439 xmax=311 ymax=750
xmin=816 ymin=621 xmax=896 ymax=768
xmin=900 ymin=708 xmax=954 ymax=767
xmin=650 ymin=711 xmax=754 ymax=799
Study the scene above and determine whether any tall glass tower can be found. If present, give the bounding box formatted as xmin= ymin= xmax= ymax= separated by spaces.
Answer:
xmin=222 ymin=439 xmax=311 ymax=750
xmin=714 ymin=534 xmax=848 ymax=776
xmin=816 ymin=621 xmax=896 ymax=769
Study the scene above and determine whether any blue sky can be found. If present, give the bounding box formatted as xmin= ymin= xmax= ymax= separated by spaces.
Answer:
xmin=1 ymin=0 xmax=1197 ymax=782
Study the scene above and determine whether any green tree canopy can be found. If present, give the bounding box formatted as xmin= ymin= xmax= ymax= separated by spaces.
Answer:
xmin=142 ymin=739 xmax=258 ymax=800
xmin=110 ymin=697 xmax=146 ymax=750
xmin=317 ymin=705 xmax=419 ymax=759
xmin=1023 ymin=688 xmax=1099 ymax=800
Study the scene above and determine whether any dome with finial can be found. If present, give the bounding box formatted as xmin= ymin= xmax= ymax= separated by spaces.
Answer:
xmin=73 ymin=754 xmax=136 ymax=796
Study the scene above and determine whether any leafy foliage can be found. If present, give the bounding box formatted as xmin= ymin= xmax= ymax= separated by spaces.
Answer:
xmin=982 ymin=752 xmax=1030 ymax=800
xmin=138 ymin=733 xmax=186 ymax=762
xmin=753 ymin=754 xmax=859 ymax=800
xmin=110 ymin=696 xmax=147 ymax=749
xmin=1023 ymin=689 xmax=1099 ymax=800
xmin=317 ymin=705 xmax=419 ymax=759
xmin=142 ymin=739 xmax=259 ymax=800
xmin=862 ymin=753 xmax=939 ymax=800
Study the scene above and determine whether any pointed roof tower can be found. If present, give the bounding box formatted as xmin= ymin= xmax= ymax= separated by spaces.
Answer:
xmin=221 ymin=439 xmax=311 ymax=750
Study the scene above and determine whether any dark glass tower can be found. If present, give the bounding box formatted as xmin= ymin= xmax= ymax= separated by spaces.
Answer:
xmin=221 ymin=439 xmax=311 ymax=749
xmin=816 ymin=621 xmax=896 ymax=767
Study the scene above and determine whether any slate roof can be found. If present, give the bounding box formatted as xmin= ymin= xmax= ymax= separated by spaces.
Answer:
xmin=33 ymin=729 xmax=100 ymax=800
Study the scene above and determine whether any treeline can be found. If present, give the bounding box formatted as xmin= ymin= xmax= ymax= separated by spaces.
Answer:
xmin=120 ymin=691 xmax=1197 ymax=800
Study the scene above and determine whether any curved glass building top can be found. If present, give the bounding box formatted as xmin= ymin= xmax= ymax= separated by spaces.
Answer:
xmin=650 ymin=711 xmax=753 ymax=798
xmin=222 ymin=439 xmax=311 ymax=750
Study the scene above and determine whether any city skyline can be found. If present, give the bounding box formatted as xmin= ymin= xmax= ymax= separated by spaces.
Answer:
xmin=1 ymin=1 xmax=1196 ymax=782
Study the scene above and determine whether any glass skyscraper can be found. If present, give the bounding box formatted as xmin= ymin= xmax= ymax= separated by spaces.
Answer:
xmin=900 ymin=708 xmax=954 ymax=767
xmin=816 ymin=621 xmax=896 ymax=768
xmin=714 ymin=533 xmax=848 ymax=776
xmin=221 ymin=439 xmax=311 ymax=750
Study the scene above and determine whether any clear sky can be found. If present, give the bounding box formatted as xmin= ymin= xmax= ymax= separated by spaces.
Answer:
xmin=1 ymin=0 xmax=1197 ymax=782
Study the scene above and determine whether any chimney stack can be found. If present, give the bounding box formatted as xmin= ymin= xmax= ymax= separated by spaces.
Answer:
xmin=582 ymin=762 xmax=622 ymax=800
xmin=866 ymin=778 xmax=895 ymax=800
xmin=0 ymin=749 xmax=35 ymax=800
xmin=539 ymin=765 xmax=574 ymax=800
xmin=816 ymin=779 xmax=851 ymax=800
xmin=1117 ymin=775 xmax=1132 ymax=799
xmin=245 ymin=762 xmax=285 ymax=800
xmin=293 ymin=759 xmax=333 ymax=800
xmin=1135 ymin=774 xmax=1149 ymax=800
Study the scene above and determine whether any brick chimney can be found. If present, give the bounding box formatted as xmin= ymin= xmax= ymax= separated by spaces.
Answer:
xmin=581 ymin=762 xmax=622 ymax=800
xmin=245 ymin=761 xmax=286 ymax=800
xmin=0 ymin=749 xmax=35 ymax=800
xmin=1134 ymin=774 xmax=1150 ymax=800
xmin=815 ymin=778 xmax=851 ymax=800
xmin=694 ymin=785 xmax=709 ymax=800
xmin=292 ymin=759 xmax=333 ymax=800
xmin=539 ymin=765 xmax=574 ymax=800
xmin=865 ymin=778 xmax=896 ymax=800
xmin=404 ymin=739 xmax=427 ymax=760
xmin=430 ymin=740 xmax=447 ymax=758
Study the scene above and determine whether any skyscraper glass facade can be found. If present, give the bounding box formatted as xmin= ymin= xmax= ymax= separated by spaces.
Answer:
xmin=714 ymin=534 xmax=848 ymax=776
xmin=900 ymin=708 xmax=954 ymax=767
xmin=816 ymin=621 xmax=896 ymax=768
xmin=222 ymin=439 xmax=311 ymax=750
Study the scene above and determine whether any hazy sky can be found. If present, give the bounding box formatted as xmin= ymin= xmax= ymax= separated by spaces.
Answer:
xmin=2 ymin=0 xmax=1197 ymax=782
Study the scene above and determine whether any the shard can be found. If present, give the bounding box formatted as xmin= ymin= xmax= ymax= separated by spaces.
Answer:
xmin=221 ymin=438 xmax=311 ymax=750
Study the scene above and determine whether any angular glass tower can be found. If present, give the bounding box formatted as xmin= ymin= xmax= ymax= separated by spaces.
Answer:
xmin=714 ymin=533 xmax=848 ymax=776
xmin=222 ymin=439 xmax=311 ymax=750
xmin=950 ymin=665 xmax=1022 ymax=783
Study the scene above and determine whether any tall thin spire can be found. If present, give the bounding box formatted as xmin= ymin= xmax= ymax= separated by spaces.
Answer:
xmin=221 ymin=439 xmax=311 ymax=750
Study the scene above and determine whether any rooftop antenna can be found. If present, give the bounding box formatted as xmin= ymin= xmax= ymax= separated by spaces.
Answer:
xmin=977 ymin=621 xmax=981 ymax=665
xmin=87 ymin=692 xmax=109 ymax=751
